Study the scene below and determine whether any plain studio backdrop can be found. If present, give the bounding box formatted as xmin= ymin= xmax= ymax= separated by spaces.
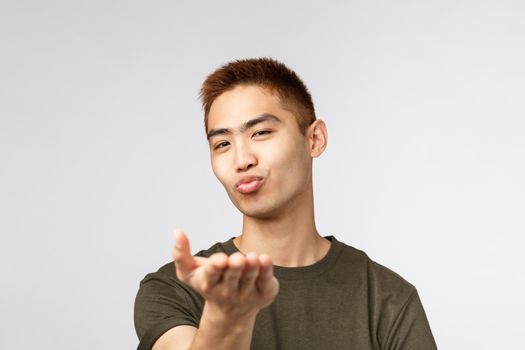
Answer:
xmin=1 ymin=0 xmax=524 ymax=349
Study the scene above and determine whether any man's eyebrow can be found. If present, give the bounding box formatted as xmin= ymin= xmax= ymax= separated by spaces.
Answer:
xmin=206 ymin=113 xmax=282 ymax=140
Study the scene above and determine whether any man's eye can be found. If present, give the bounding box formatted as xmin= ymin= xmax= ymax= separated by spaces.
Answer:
xmin=253 ymin=130 xmax=271 ymax=137
xmin=214 ymin=141 xmax=230 ymax=150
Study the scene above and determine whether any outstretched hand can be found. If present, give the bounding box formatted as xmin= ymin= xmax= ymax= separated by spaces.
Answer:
xmin=172 ymin=229 xmax=279 ymax=317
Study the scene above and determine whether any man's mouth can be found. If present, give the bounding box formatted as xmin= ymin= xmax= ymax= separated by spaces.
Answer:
xmin=236 ymin=177 xmax=264 ymax=194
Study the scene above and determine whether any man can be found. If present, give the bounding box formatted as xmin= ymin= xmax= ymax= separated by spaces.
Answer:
xmin=134 ymin=58 xmax=437 ymax=350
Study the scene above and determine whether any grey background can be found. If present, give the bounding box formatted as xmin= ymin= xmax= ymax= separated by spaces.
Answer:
xmin=1 ymin=0 xmax=524 ymax=349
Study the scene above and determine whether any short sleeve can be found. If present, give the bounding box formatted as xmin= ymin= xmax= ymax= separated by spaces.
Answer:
xmin=382 ymin=290 xmax=438 ymax=350
xmin=134 ymin=263 xmax=205 ymax=350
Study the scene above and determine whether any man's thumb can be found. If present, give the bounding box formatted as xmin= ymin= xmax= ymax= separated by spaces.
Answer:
xmin=172 ymin=229 xmax=195 ymax=279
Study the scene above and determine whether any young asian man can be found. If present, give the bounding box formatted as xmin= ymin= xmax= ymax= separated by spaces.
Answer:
xmin=134 ymin=58 xmax=438 ymax=350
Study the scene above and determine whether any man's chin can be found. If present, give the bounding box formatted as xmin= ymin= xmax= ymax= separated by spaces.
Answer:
xmin=227 ymin=190 xmax=281 ymax=219
xmin=235 ymin=202 xmax=280 ymax=220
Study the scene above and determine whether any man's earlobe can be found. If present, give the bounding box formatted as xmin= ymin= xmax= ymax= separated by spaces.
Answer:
xmin=309 ymin=119 xmax=328 ymax=158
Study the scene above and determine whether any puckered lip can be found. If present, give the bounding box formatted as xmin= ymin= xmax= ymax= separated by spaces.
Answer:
xmin=235 ymin=175 xmax=264 ymax=189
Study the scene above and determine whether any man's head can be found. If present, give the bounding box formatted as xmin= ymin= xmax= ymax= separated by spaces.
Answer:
xmin=200 ymin=57 xmax=316 ymax=135
xmin=199 ymin=58 xmax=327 ymax=219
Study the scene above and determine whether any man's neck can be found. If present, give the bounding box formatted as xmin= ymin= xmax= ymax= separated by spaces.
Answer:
xmin=233 ymin=189 xmax=331 ymax=267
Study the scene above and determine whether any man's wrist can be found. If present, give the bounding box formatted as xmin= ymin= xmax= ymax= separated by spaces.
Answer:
xmin=201 ymin=301 xmax=258 ymax=331
xmin=189 ymin=301 xmax=258 ymax=349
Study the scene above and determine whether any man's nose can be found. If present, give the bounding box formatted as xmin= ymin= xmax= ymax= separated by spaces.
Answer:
xmin=235 ymin=144 xmax=257 ymax=172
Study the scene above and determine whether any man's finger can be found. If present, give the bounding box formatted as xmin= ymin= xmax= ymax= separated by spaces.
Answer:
xmin=238 ymin=252 xmax=260 ymax=294
xmin=201 ymin=252 xmax=228 ymax=292
xmin=221 ymin=252 xmax=245 ymax=294
xmin=255 ymin=254 xmax=275 ymax=293
xmin=172 ymin=229 xmax=197 ymax=280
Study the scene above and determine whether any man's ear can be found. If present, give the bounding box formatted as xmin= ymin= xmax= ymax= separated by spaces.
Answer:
xmin=307 ymin=119 xmax=328 ymax=158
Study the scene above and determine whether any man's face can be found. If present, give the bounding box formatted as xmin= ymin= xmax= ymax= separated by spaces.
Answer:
xmin=207 ymin=85 xmax=313 ymax=219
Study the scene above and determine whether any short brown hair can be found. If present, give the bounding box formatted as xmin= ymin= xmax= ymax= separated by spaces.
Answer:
xmin=199 ymin=57 xmax=316 ymax=135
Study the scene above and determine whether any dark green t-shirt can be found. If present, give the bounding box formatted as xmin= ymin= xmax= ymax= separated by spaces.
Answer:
xmin=134 ymin=236 xmax=437 ymax=349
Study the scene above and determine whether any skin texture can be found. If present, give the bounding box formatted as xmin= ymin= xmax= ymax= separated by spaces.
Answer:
xmin=152 ymin=84 xmax=329 ymax=350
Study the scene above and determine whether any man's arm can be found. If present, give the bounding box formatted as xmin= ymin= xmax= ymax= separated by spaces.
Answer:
xmin=152 ymin=230 xmax=279 ymax=350
xmin=152 ymin=326 xmax=196 ymax=350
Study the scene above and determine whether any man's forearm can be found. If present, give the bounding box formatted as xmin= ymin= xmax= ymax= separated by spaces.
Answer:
xmin=189 ymin=302 xmax=258 ymax=350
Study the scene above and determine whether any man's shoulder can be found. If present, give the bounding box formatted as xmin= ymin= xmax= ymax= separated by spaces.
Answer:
xmin=335 ymin=238 xmax=416 ymax=296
